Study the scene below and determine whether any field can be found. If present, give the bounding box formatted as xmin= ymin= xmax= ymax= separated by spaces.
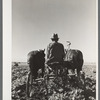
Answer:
xmin=12 ymin=62 xmax=96 ymax=100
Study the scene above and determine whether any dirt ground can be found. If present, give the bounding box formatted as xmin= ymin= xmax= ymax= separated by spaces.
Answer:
xmin=12 ymin=62 xmax=96 ymax=100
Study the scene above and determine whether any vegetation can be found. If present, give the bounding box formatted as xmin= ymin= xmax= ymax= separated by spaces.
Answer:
xmin=12 ymin=62 xmax=96 ymax=100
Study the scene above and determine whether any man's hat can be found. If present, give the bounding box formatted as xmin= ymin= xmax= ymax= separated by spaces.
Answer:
xmin=51 ymin=33 xmax=59 ymax=40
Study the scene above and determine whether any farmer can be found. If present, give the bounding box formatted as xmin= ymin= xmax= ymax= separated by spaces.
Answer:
xmin=45 ymin=33 xmax=65 ymax=65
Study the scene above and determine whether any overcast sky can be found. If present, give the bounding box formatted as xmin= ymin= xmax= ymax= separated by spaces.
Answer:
xmin=12 ymin=0 xmax=96 ymax=63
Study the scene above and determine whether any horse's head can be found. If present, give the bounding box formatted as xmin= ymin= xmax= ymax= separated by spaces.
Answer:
xmin=39 ymin=49 xmax=45 ymax=58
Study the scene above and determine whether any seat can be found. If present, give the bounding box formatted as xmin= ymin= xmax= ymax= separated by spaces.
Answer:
xmin=46 ymin=62 xmax=64 ymax=76
xmin=47 ymin=62 xmax=63 ymax=67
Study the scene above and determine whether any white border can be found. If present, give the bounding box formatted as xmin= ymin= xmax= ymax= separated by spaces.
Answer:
xmin=3 ymin=0 xmax=12 ymax=99
xmin=96 ymin=0 xmax=98 ymax=99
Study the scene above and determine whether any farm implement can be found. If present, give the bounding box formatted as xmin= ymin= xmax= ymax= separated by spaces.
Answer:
xmin=26 ymin=62 xmax=85 ymax=100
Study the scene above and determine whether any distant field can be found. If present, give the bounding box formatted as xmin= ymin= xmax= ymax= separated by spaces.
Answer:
xmin=12 ymin=62 xmax=96 ymax=100
xmin=83 ymin=63 xmax=96 ymax=79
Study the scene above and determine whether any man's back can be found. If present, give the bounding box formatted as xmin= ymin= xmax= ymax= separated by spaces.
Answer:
xmin=46 ymin=41 xmax=65 ymax=64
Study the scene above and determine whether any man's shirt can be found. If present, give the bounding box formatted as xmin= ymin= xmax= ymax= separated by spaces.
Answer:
xmin=46 ymin=41 xmax=65 ymax=64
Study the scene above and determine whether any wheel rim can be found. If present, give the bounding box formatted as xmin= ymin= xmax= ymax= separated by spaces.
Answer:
xmin=26 ymin=72 xmax=33 ymax=97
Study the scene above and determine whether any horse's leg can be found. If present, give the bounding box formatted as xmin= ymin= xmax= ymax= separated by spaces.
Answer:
xmin=77 ymin=67 xmax=82 ymax=76
xmin=66 ymin=68 xmax=69 ymax=74
xmin=72 ymin=68 xmax=75 ymax=74
xmin=42 ymin=66 xmax=44 ymax=78
xmin=77 ymin=59 xmax=83 ymax=75
xmin=32 ymin=67 xmax=38 ymax=79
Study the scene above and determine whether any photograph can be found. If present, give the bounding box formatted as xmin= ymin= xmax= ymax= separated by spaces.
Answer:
xmin=11 ymin=0 xmax=97 ymax=100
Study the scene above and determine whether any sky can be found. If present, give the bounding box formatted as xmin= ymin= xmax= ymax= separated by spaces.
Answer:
xmin=12 ymin=0 xmax=97 ymax=63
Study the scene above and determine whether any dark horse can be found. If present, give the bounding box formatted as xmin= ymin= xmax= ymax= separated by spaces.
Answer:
xmin=27 ymin=49 xmax=45 ymax=79
xmin=64 ymin=49 xmax=84 ymax=75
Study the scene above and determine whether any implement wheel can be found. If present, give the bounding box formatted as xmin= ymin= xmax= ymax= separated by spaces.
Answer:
xmin=26 ymin=72 xmax=33 ymax=97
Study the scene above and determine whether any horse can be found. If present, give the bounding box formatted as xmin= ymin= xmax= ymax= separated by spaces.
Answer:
xmin=27 ymin=49 xmax=45 ymax=79
xmin=64 ymin=49 xmax=84 ymax=75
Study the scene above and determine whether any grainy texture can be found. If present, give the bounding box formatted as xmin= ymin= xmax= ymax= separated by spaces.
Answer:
xmin=12 ymin=62 xmax=96 ymax=100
